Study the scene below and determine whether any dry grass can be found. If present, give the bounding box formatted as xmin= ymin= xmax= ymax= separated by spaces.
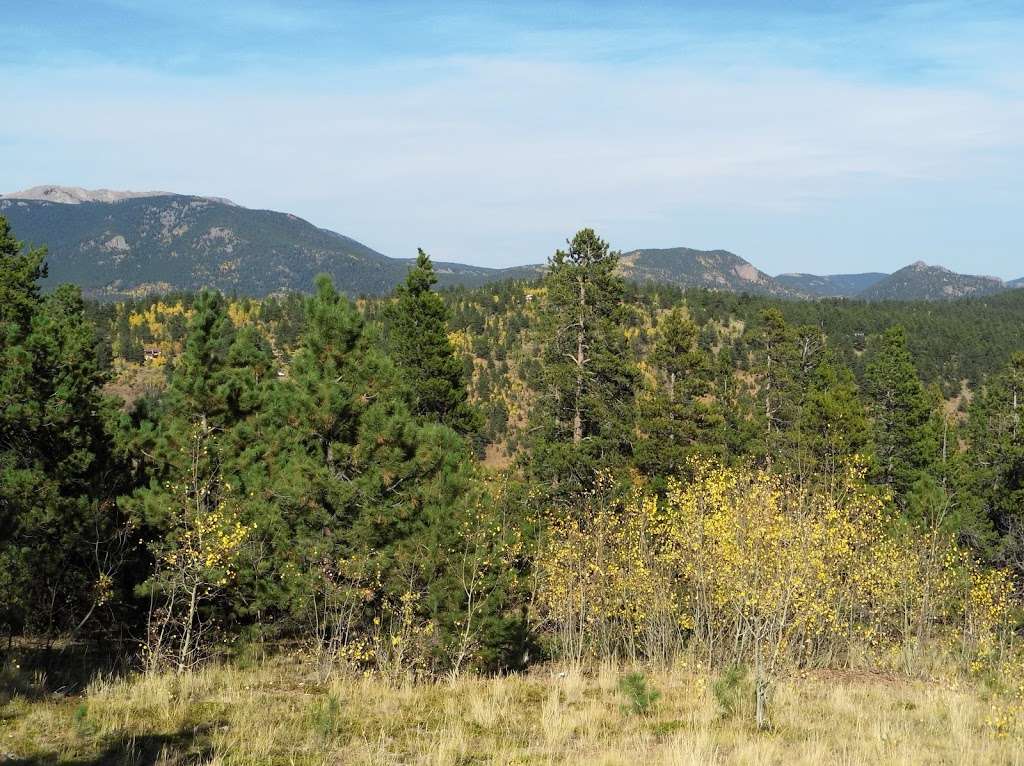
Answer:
xmin=1 ymin=656 xmax=1020 ymax=765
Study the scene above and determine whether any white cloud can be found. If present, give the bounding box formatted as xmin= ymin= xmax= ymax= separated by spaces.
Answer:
xmin=3 ymin=48 xmax=1023 ymax=272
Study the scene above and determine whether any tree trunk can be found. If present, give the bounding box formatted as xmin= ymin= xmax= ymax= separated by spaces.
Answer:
xmin=573 ymin=273 xmax=585 ymax=445
xmin=178 ymin=580 xmax=199 ymax=674
xmin=755 ymin=641 xmax=769 ymax=730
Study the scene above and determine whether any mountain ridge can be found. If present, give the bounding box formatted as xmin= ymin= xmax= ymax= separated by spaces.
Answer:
xmin=620 ymin=247 xmax=801 ymax=297
xmin=773 ymin=272 xmax=889 ymax=298
xmin=1 ymin=184 xmax=239 ymax=207
xmin=1 ymin=186 xmax=1018 ymax=302
xmin=858 ymin=261 xmax=1007 ymax=301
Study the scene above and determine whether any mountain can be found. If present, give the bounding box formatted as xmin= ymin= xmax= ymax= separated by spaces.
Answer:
xmin=858 ymin=261 xmax=1006 ymax=301
xmin=774 ymin=272 xmax=889 ymax=298
xmin=0 ymin=187 xmax=801 ymax=300
xmin=0 ymin=186 xmax=1013 ymax=302
xmin=2 ymin=184 xmax=238 ymax=207
xmin=0 ymin=188 xmax=539 ymax=299
xmin=618 ymin=247 xmax=802 ymax=297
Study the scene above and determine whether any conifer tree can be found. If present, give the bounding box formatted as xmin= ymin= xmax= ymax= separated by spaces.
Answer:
xmin=635 ymin=307 xmax=723 ymax=482
xmin=261 ymin=276 xmax=524 ymax=670
xmin=126 ymin=290 xmax=277 ymax=667
xmin=1 ymin=218 xmax=128 ymax=640
xmin=384 ymin=249 xmax=480 ymax=435
xmin=864 ymin=326 xmax=939 ymax=502
xmin=0 ymin=217 xmax=45 ymax=328
xmin=750 ymin=309 xmax=810 ymax=467
xmin=795 ymin=354 xmax=873 ymax=485
xmin=529 ymin=228 xmax=638 ymax=493
xmin=963 ymin=353 xmax=1024 ymax=566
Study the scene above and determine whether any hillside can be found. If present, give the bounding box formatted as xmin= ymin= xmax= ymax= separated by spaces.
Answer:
xmin=2 ymin=187 xmax=1017 ymax=302
xmin=0 ymin=190 xmax=537 ymax=299
xmin=774 ymin=271 xmax=888 ymax=297
xmin=0 ymin=190 xmax=804 ymax=300
xmin=859 ymin=261 xmax=1006 ymax=301
xmin=619 ymin=247 xmax=802 ymax=297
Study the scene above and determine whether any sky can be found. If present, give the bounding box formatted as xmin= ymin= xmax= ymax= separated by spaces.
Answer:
xmin=4 ymin=1 xmax=1024 ymax=277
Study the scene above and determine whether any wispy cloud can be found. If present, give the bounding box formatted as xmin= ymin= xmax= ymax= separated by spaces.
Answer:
xmin=3 ymin=2 xmax=1023 ymax=276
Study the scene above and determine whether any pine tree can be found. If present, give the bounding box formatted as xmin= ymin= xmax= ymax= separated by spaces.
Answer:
xmin=864 ymin=326 xmax=939 ymax=502
xmin=750 ymin=309 xmax=814 ymax=467
xmin=258 ymin=276 xmax=525 ymax=670
xmin=1 ymin=217 xmax=129 ymax=640
xmin=125 ymin=290 xmax=277 ymax=667
xmin=384 ymin=249 xmax=480 ymax=435
xmin=529 ymin=228 xmax=639 ymax=494
xmin=795 ymin=353 xmax=873 ymax=485
xmin=963 ymin=353 xmax=1024 ymax=566
xmin=635 ymin=307 xmax=723 ymax=482
xmin=0 ymin=216 xmax=46 ymax=329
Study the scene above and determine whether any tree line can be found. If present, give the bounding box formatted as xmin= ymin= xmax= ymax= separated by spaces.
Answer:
xmin=2 ymin=219 xmax=1022 ymax=705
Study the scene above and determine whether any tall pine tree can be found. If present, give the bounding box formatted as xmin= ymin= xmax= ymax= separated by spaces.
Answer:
xmin=963 ymin=352 xmax=1024 ymax=566
xmin=529 ymin=229 xmax=638 ymax=494
xmin=864 ymin=326 xmax=939 ymax=503
xmin=635 ymin=306 xmax=723 ymax=483
xmin=0 ymin=217 xmax=130 ymax=641
xmin=384 ymin=249 xmax=480 ymax=436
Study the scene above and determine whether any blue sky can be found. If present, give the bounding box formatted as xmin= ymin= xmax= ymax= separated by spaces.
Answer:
xmin=4 ymin=1 xmax=1023 ymax=277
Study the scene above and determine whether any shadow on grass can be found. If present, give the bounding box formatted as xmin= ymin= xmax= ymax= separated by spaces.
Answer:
xmin=2 ymin=722 xmax=219 ymax=765
xmin=1 ymin=641 xmax=134 ymax=702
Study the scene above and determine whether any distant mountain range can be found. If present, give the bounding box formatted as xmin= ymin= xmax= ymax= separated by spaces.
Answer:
xmin=1 ymin=186 xmax=1020 ymax=302
xmin=0 ymin=187 xmax=539 ymax=298
xmin=619 ymin=247 xmax=797 ymax=297
xmin=857 ymin=262 xmax=1006 ymax=301
xmin=774 ymin=272 xmax=889 ymax=298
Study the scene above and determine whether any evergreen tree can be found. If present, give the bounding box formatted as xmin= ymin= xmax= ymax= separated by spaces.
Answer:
xmin=750 ymin=309 xmax=804 ymax=466
xmin=113 ymin=307 xmax=143 ymax=363
xmin=864 ymin=326 xmax=939 ymax=502
xmin=0 ymin=218 xmax=130 ymax=640
xmin=259 ymin=276 xmax=525 ymax=670
xmin=0 ymin=217 xmax=46 ymax=327
xmin=963 ymin=353 xmax=1024 ymax=566
xmin=529 ymin=228 xmax=639 ymax=494
xmin=125 ymin=290 xmax=277 ymax=666
xmin=384 ymin=249 xmax=480 ymax=436
xmin=795 ymin=354 xmax=873 ymax=485
xmin=635 ymin=307 xmax=724 ymax=482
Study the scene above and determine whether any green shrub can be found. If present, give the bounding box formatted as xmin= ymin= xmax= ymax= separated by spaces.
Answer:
xmin=713 ymin=665 xmax=747 ymax=718
xmin=619 ymin=672 xmax=661 ymax=716
xmin=310 ymin=695 xmax=343 ymax=739
xmin=73 ymin=702 xmax=98 ymax=737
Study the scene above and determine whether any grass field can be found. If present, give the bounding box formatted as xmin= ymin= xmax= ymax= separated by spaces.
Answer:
xmin=2 ymin=654 xmax=1021 ymax=765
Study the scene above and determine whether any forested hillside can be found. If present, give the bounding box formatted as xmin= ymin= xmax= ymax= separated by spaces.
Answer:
xmin=860 ymin=261 xmax=1007 ymax=301
xmin=774 ymin=271 xmax=889 ymax=297
xmin=6 ymin=188 xmax=1022 ymax=304
xmin=0 ymin=194 xmax=541 ymax=299
xmin=4 ymin=216 xmax=1024 ymax=756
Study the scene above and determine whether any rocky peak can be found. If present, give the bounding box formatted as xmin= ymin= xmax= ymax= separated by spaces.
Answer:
xmin=1 ymin=185 xmax=238 ymax=207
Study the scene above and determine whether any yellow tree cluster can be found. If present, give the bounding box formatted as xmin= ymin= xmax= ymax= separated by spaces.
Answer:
xmin=537 ymin=462 xmax=1017 ymax=682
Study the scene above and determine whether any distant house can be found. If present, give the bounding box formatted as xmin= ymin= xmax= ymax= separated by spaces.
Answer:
xmin=144 ymin=347 xmax=162 ymax=361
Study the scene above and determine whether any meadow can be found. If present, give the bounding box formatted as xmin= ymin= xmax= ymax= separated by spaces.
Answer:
xmin=3 ymin=653 xmax=1022 ymax=766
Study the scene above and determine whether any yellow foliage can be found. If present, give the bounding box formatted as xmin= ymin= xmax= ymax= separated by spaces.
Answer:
xmin=537 ymin=462 xmax=1017 ymax=673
